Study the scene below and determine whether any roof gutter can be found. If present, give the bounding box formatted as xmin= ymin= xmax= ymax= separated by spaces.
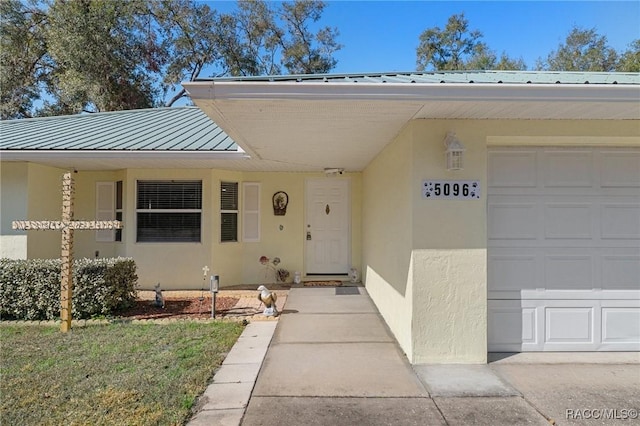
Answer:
xmin=182 ymin=81 xmax=640 ymax=104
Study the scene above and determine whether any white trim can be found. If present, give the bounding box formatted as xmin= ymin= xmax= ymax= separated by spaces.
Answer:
xmin=184 ymin=80 xmax=639 ymax=103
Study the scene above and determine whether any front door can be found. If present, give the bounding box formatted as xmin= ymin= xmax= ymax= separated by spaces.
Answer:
xmin=305 ymin=178 xmax=350 ymax=275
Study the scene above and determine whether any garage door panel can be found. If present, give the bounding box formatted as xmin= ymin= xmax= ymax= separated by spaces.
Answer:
xmin=601 ymin=151 xmax=640 ymax=187
xmin=488 ymin=302 xmax=538 ymax=351
xmin=602 ymin=254 xmax=640 ymax=290
xmin=544 ymin=255 xmax=593 ymax=290
xmin=489 ymin=300 xmax=640 ymax=352
xmin=602 ymin=308 xmax=640 ymax=343
xmin=488 ymin=203 xmax=538 ymax=240
xmin=544 ymin=203 xmax=593 ymax=239
xmin=488 ymin=150 xmax=537 ymax=188
xmin=601 ymin=203 xmax=640 ymax=239
xmin=489 ymin=247 xmax=639 ymax=296
xmin=545 ymin=307 xmax=594 ymax=344
xmin=488 ymin=146 xmax=640 ymax=352
xmin=540 ymin=301 xmax=601 ymax=351
xmin=543 ymin=150 xmax=594 ymax=188
xmin=488 ymin=255 xmax=537 ymax=292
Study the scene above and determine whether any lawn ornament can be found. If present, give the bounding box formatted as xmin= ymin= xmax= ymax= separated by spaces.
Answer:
xmin=257 ymin=285 xmax=278 ymax=316
xmin=154 ymin=283 xmax=165 ymax=308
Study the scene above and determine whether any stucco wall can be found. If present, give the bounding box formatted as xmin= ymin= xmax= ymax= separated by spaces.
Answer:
xmin=362 ymin=125 xmax=414 ymax=358
xmin=0 ymin=162 xmax=28 ymax=258
xmin=365 ymin=118 xmax=639 ymax=364
xmin=2 ymin=164 xmax=362 ymax=290
xmin=25 ymin=164 xmax=66 ymax=259
xmin=410 ymin=120 xmax=489 ymax=364
xmin=3 ymin=165 xmax=127 ymax=261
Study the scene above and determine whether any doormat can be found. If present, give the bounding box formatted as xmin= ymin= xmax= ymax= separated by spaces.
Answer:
xmin=335 ymin=286 xmax=360 ymax=295
xmin=303 ymin=280 xmax=343 ymax=287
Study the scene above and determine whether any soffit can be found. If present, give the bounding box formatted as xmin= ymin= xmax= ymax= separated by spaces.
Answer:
xmin=186 ymin=80 xmax=639 ymax=172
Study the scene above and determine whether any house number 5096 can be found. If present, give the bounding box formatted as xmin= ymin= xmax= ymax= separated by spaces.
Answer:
xmin=422 ymin=180 xmax=481 ymax=200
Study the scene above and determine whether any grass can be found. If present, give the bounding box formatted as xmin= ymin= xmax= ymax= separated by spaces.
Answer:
xmin=0 ymin=321 xmax=245 ymax=426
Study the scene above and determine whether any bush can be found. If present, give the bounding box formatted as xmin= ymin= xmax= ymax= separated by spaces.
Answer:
xmin=0 ymin=258 xmax=138 ymax=320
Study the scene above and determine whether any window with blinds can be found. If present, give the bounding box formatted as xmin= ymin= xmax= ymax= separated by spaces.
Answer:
xmin=115 ymin=180 xmax=123 ymax=242
xmin=136 ymin=180 xmax=202 ymax=242
xmin=220 ymin=181 xmax=238 ymax=242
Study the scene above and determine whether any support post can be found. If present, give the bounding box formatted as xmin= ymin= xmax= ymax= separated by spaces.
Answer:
xmin=60 ymin=172 xmax=74 ymax=333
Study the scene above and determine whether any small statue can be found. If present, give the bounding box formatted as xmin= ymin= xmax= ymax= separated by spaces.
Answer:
xmin=153 ymin=283 xmax=165 ymax=308
xmin=257 ymin=285 xmax=278 ymax=316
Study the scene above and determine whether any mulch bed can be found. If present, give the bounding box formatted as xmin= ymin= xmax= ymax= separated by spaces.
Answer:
xmin=116 ymin=296 xmax=240 ymax=320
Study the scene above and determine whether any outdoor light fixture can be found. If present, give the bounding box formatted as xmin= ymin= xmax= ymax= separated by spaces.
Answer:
xmin=444 ymin=132 xmax=465 ymax=171
xmin=324 ymin=168 xmax=344 ymax=176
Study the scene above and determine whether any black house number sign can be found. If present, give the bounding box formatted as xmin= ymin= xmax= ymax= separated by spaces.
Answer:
xmin=422 ymin=180 xmax=481 ymax=200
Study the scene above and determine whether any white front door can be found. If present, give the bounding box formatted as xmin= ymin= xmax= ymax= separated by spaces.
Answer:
xmin=305 ymin=178 xmax=350 ymax=275
xmin=488 ymin=146 xmax=640 ymax=352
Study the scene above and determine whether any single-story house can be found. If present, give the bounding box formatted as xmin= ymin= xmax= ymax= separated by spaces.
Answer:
xmin=1 ymin=71 xmax=639 ymax=363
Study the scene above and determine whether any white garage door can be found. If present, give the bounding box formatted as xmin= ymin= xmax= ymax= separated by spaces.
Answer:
xmin=488 ymin=147 xmax=640 ymax=352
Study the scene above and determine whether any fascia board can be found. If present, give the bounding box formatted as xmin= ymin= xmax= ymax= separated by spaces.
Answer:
xmin=182 ymin=81 xmax=640 ymax=103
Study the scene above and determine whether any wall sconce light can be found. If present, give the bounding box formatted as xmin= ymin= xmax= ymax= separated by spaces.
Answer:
xmin=444 ymin=132 xmax=465 ymax=171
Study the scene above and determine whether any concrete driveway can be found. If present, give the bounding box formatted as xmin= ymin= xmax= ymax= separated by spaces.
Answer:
xmin=411 ymin=353 xmax=639 ymax=426
xmin=490 ymin=354 xmax=640 ymax=426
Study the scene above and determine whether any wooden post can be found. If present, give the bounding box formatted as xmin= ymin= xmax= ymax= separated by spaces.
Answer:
xmin=12 ymin=171 xmax=122 ymax=333
xmin=60 ymin=172 xmax=74 ymax=333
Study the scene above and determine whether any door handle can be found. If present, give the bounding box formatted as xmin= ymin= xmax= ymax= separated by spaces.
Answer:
xmin=306 ymin=231 xmax=312 ymax=240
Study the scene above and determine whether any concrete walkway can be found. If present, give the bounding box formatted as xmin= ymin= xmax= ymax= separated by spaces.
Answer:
xmin=242 ymin=286 xmax=440 ymax=425
xmin=190 ymin=286 xmax=640 ymax=425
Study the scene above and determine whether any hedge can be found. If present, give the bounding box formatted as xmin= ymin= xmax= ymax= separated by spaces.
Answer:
xmin=0 ymin=257 xmax=138 ymax=320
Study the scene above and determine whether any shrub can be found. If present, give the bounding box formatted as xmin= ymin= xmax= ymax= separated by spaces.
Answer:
xmin=0 ymin=258 xmax=138 ymax=320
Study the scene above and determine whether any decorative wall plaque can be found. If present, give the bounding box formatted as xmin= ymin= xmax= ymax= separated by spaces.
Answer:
xmin=272 ymin=191 xmax=289 ymax=215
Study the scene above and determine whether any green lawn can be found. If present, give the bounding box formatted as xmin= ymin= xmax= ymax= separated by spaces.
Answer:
xmin=0 ymin=321 xmax=244 ymax=425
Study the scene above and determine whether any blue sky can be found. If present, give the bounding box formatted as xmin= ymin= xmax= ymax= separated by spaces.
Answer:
xmin=206 ymin=1 xmax=640 ymax=73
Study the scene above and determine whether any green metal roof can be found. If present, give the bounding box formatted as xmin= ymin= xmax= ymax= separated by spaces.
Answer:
xmin=201 ymin=70 xmax=639 ymax=85
xmin=0 ymin=107 xmax=237 ymax=151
